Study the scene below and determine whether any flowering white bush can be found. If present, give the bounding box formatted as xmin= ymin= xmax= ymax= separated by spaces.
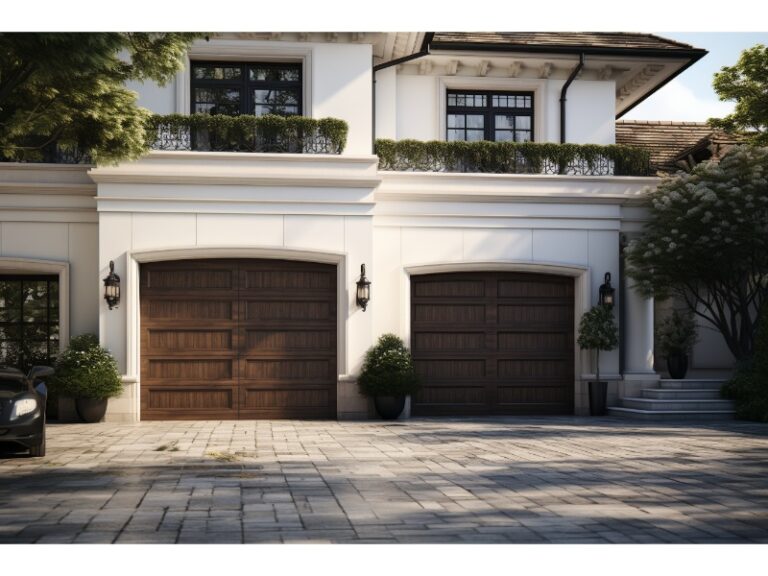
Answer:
xmin=626 ymin=146 xmax=768 ymax=360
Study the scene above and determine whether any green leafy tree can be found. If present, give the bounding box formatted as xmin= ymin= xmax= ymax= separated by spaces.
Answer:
xmin=0 ymin=33 xmax=201 ymax=164
xmin=708 ymin=44 xmax=768 ymax=145
xmin=577 ymin=306 xmax=618 ymax=384
xmin=625 ymin=146 xmax=768 ymax=361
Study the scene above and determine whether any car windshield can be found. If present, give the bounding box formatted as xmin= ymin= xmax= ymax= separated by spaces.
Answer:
xmin=0 ymin=377 xmax=27 ymax=398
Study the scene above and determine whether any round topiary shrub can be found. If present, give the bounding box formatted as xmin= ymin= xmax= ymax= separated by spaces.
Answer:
xmin=358 ymin=334 xmax=420 ymax=398
xmin=52 ymin=334 xmax=122 ymax=400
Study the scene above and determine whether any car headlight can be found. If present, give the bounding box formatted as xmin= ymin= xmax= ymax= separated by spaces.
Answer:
xmin=10 ymin=398 xmax=38 ymax=421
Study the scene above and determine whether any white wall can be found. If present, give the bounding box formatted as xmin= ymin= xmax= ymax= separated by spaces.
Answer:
xmin=0 ymin=166 xmax=99 ymax=339
xmin=375 ymin=67 xmax=397 ymax=140
xmin=128 ymin=39 xmax=373 ymax=155
xmin=385 ymin=68 xmax=616 ymax=145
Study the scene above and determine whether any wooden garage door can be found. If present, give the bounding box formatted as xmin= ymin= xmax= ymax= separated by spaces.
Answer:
xmin=140 ymin=259 xmax=337 ymax=420
xmin=411 ymin=272 xmax=574 ymax=416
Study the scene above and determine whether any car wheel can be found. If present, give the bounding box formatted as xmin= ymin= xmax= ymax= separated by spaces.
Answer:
xmin=29 ymin=430 xmax=46 ymax=458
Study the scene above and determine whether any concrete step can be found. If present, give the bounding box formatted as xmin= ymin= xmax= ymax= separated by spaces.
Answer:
xmin=621 ymin=397 xmax=734 ymax=411
xmin=659 ymin=379 xmax=726 ymax=390
xmin=642 ymin=388 xmax=722 ymax=400
xmin=607 ymin=407 xmax=736 ymax=421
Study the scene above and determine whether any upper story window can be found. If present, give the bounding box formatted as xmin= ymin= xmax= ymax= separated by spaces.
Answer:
xmin=447 ymin=90 xmax=533 ymax=142
xmin=191 ymin=62 xmax=302 ymax=116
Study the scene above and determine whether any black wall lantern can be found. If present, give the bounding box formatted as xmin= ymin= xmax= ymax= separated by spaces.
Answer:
xmin=598 ymin=272 xmax=615 ymax=308
xmin=356 ymin=264 xmax=371 ymax=311
xmin=103 ymin=260 xmax=121 ymax=310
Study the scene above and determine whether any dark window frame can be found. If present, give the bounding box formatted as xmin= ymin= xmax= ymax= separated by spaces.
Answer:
xmin=190 ymin=61 xmax=303 ymax=117
xmin=446 ymin=89 xmax=535 ymax=143
xmin=0 ymin=274 xmax=59 ymax=371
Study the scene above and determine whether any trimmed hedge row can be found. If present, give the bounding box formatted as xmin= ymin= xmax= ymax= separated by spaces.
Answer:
xmin=147 ymin=113 xmax=349 ymax=154
xmin=374 ymin=139 xmax=651 ymax=176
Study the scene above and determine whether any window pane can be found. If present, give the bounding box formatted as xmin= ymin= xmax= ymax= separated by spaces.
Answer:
xmin=450 ymin=93 xmax=486 ymax=107
xmin=253 ymin=88 xmax=300 ymax=116
xmin=466 ymin=115 xmax=484 ymax=129
xmin=515 ymin=131 xmax=532 ymax=142
xmin=516 ymin=116 xmax=531 ymax=130
xmin=193 ymin=88 xmax=241 ymax=115
xmin=466 ymin=130 xmax=484 ymax=142
xmin=447 ymin=129 xmax=464 ymax=141
xmin=250 ymin=66 xmax=300 ymax=82
xmin=447 ymin=114 xmax=464 ymax=128
xmin=495 ymin=115 xmax=514 ymax=130
xmin=494 ymin=130 xmax=514 ymax=142
xmin=193 ymin=65 xmax=242 ymax=80
xmin=22 ymin=281 xmax=48 ymax=323
xmin=448 ymin=94 xmax=457 ymax=106
xmin=0 ymin=281 xmax=20 ymax=323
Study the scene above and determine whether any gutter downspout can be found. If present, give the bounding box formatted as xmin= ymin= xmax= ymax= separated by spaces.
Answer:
xmin=560 ymin=53 xmax=584 ymax=144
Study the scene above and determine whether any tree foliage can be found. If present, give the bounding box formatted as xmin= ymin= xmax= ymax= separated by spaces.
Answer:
xmin=625 ymin=146 xmax=768 ymax=360
xmin=576 ymin=305 xmax=618 ymax=383
xmin=708 ymin=44 xmax=768 ymax=146
xmin=0 ymin=33 xmax=201 ymax=164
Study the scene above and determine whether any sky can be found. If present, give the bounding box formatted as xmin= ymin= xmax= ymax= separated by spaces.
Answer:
xmin=624 ymin=32 xmax=768 ymax=122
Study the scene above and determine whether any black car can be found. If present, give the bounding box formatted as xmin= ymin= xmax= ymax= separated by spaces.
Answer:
xmin=0 ymin=366 xmax=54 ymax=457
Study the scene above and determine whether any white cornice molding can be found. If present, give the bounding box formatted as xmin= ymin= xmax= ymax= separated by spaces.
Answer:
xmin=377 ymin=171 xmax=659 ymax=206
xmin=89 ymin=152 xmax=381 ymax=189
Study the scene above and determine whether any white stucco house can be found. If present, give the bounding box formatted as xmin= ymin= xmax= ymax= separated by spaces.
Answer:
xmin=0 ymin=32 xmax=736 ymax=423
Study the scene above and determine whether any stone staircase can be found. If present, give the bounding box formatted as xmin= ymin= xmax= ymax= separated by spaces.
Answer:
xmin=608 ymin=378 xmax=735 ymax=421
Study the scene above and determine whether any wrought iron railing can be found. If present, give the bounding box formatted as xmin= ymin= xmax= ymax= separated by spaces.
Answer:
xmin=147 ymin=114 xmax=348 ymax=154
xmin=375 ymin=140 xmax=651 ymax=177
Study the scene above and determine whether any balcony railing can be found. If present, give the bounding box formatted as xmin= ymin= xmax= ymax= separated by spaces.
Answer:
xmin=147 ymin=114 xmax=349 ymax=155
xmin=375 ymin=139 xmax=652 ymax=177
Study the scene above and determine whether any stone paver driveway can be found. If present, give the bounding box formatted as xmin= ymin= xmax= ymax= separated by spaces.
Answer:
xmin=1 ymin=417 xmax=768 ymax=543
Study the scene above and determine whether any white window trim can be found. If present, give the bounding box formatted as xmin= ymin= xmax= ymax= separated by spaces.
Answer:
xmin=175 ymin=39 xmax=313 ymax=118
xmin=437 ymin=76 xmax=547 ymax=143
xmin=0 ymin=257 xmax=70 ymax=354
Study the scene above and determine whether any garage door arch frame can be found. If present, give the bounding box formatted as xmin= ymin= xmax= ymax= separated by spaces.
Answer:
xmin=402 ymin=260 xmax=591 ymax=415
xmin=122 ymin=246 xmax=349 ymax=421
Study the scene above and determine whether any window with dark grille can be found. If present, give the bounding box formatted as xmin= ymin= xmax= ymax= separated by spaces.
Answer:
xmin=447 ymin=90 xmax=534 ymax=142
xmin=191 ymin=62 xmax=302 ymax=116
xmin=0 ymin=276 xmax=59 ymax=371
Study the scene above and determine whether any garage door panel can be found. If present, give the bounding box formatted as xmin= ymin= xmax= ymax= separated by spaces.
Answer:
xmin=415 ymin=359 xmax=486 ymax=379
xmin=498 ymin=332 xmax=571 ymax=354
xmin=414 ymin=385 xmax=486 ymax=407
xmin=242 ymin=358 xmax=334 ymax=381
xmin=412 ymin=332 xmax=485 ymax=352
xmin=498 ymin=304 xmax=571 ymax=326
xmin=143 ymin=268 xmax=235 ymax=291
xmin=244 ymin=300 xmax=334 ymax=322
xmin=147 ymin=358 xmax=235 ymax=380
xmin=145 ymin=386 xmax=235 ymax=410
xmin=497 ymin=359 xmax=571 ymax=379
xmin=243 ymin=269 xmax=334 ymax=291
xmin=498 ymin=278 xmax=572 ymax=298
xmin=413 ymin=279 xmax=485 ymax=298
xmin=245 ymin=329 xmax=334 ymax=351
xmin=147 ymin=329 xmax=234 ymax=352
xmin=147 ymin=300 xmax=234 ymax=321
xmin=497 ymin=385 xmax=573 ymax=405
xmin=413 ymin=304 xmax=486 ymax=324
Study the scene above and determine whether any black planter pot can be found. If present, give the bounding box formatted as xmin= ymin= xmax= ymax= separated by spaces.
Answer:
xmin=75 ymin=398 xmax=108 ymax=423
xmin=588 ymin=381 xmax=608 ymax=416
xmin=373 ymin=395 xmax=406 ymax=420
xmin=666 ymin=354 xmax=689 ymax=379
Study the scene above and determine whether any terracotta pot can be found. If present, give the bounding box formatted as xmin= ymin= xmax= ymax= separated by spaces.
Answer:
xmin=666 ymin=354 xmax=689 ymax=379
xmin=374 ymin=395 xmax=406 ymax=420
xmin=75 ymin=398 xmax=108 ymax=423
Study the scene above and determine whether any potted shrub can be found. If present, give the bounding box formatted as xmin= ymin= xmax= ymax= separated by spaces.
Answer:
xmin=656 ymin=309 xmax=698 ymax=379
xmin=52 ymin=334 xmax=122 ymax=423
xmin=577 ymin=305 xmax=619 ymax=416
xmin=358 ymin=334 xmax=420 ymax=420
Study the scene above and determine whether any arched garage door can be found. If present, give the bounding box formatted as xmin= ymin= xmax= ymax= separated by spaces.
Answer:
xmin=411 ymin=272 xmax=574 ymax=416
xmin=140 ymin=259 xmax=337 ymax=420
